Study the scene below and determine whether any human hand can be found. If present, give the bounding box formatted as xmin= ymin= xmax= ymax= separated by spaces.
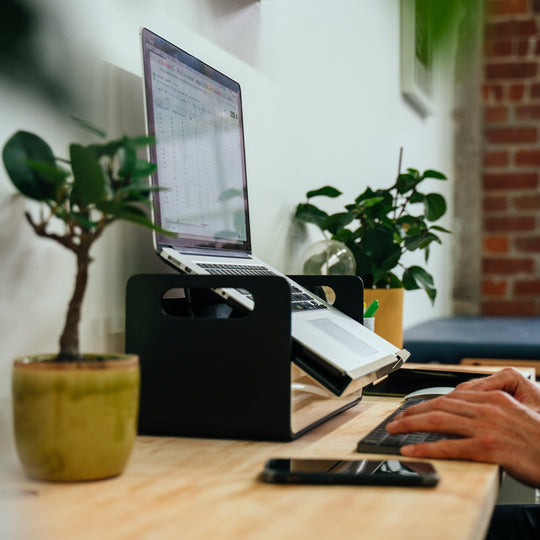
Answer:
xmin=456 ymin=367 xmax=540 ymax=413
xmin=386 ymin=389 xmax=540 ymax=488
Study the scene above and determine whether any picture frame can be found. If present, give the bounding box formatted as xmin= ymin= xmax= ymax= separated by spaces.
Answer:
xmin=400 ymin=0 xmax=432 ymax=116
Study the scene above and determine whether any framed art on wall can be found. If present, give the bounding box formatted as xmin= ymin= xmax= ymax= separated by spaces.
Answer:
xmin=400 ymin=0 xmax=432 ymax=116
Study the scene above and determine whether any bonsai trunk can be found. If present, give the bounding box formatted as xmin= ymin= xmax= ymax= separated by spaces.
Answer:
xmin=57 ymin=247 xmax=92 ymax=362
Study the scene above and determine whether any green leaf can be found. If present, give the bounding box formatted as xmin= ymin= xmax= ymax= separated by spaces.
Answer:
xmin=2 ymin=131 xmax=58 ymax=200
xmin=424 ymin=193 xmax=447 ymax=221
xmin=398 ymin=215 xmax=425 ymax=229
xmin=295 ymin=203 xmax=329 ymax=229
xmin=404 ymin=232 xmax=440 ymax=251
xmin=324 ymin=211 xmax=355 ymax=234
xmin=387 ymin=273 xmax=404 ymax=288
xmin=402 ymin=266 xmax=434 ymax=291
xmin=96 ymin=200 xmax=143 ymax=217
xmin=306 ymin=186 xmax=341 ymax=199
xmin=88 ymin=140 xmax=123 ymax=159
xmin=117 ymin=184 xmax=163 ymax=199
xmin=430 ymin=225 xmax=451 ymax=234
xmin=356 ymin=195 xmax=385 ymax=209
xmin=333 ymin=228 xmax=354 ymax=243
xmin=132 ymin=159 xmax=157 ymax=178
xmin=125 ymin=135 xmax=155 ymax=147
xmin=26 ymin=160 xmax=69 ymax=191
xmin=425 ymin=287 xmax=437 ymax=303
xmin=107 ymin=203 xmax=171 ymax=234
xmin=409 ymin=192 xmax=425 ymax=204
xmin=70 ymin=144 xmax=106 ymax=205
xmin=396 ymin=173 xmax=417 ymax=194
xmin=117 ymin=145 xmax=137 ymax=177
xmin=422 ymin=169 xmax=447 ymax=180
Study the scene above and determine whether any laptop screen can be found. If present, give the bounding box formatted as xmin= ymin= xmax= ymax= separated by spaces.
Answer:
xmin=141 ymin=28 xmax=252 ymax=253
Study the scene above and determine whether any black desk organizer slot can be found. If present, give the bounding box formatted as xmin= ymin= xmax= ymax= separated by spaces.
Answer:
xmin=126 ymin=273 xmax=365 ymax=441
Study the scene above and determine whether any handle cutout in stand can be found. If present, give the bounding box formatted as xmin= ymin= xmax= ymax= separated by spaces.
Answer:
xmin=302 ymin=284 xmax=336 ymax=305
xmin=160 ymin=287 xmax=248 ymax=319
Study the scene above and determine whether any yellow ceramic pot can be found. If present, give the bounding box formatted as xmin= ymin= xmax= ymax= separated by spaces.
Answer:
xmin=12 ymin=353 xmax=139 ymax=482
xmin=364 ymin=288 xmax=404 ymax=348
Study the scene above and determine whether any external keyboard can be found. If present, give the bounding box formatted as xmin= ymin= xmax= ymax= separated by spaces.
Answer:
xmin=198 ymin=263 xmax=327 ymax=312
xmin=356 ymin=398 xmax=459 ymax=455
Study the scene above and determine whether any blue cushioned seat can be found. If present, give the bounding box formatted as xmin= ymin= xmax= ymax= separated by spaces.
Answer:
xmin=403 ymin=316 xmax=540 ymax=364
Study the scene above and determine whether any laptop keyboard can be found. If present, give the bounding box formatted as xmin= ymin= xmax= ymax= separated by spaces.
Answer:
xmin=198 ymin=263 xmax=328 ymax=312
xmin=356 ymin=398 xmax=460 ymax=455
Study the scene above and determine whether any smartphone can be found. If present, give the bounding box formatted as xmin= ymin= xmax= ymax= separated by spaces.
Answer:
xmin=260 ymin=458 xmax=439 ymax=487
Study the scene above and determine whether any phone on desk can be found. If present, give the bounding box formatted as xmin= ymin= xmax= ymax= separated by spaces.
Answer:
xmin=261 ymin=458 xmax=439 ymax=487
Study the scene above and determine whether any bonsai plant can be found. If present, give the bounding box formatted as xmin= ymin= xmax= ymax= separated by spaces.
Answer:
xmin=295 ymin=167 xmax=450 ymax=303
xmin=2 ymin=121 xmax=168 ymax=481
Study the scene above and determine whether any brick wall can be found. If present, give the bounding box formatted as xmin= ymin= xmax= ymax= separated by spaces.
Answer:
xmin=481 ymin=0 xmax=540 ymax=315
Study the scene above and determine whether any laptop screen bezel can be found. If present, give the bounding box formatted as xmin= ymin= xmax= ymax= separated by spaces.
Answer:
xmin=141 ymin=27 xmax=253 ymax=255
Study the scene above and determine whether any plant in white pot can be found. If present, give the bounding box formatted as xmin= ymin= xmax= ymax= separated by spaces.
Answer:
xmin=2 ymin=123 xmax=167 ymax=481
xmin=295 ymin=167 xmax=450 ymax=346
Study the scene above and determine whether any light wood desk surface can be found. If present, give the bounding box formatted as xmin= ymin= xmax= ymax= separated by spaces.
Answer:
xmin=4 ymin=395 xmax=499 ymax=540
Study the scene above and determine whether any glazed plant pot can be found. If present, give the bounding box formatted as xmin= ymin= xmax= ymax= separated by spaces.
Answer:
xmin=12 ymin=353 xmax=140 ymax=482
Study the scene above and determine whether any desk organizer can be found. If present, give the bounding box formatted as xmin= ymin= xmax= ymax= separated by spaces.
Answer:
xmin=126 ymin=273 xmax=365 ymax=441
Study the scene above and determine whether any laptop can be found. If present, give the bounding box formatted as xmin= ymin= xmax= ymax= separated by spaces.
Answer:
xmin=140 ymin=27 xmax=409 ymax=397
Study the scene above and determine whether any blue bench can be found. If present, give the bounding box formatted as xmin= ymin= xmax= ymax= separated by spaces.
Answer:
xmin=403 ymin=316 xmax=540 ymax=365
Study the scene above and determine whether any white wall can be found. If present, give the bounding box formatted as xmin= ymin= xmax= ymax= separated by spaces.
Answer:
xmin=0 ymin=0 xmax=456 ymax=399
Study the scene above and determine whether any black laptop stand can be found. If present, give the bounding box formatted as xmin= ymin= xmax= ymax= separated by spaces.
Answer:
xmin=125 ymin=273 xmax=365 ymax=441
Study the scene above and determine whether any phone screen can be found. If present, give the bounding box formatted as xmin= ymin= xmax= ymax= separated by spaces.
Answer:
xmin=261 ymin=458 xmax=439 ymax=487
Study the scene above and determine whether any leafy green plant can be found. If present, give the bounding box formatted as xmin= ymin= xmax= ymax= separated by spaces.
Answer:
xmin=2 ymin=122 xmax=168 ymax=361
xmin=295 ymin=168 xmax=450 ymax=303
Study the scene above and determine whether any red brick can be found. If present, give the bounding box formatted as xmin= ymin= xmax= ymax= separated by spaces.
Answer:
xmin=515 ymin=104 xmax=540 ymax=119
xmin=515 ymin=236 xmax=540 ymax=251
xmin=483 ymin=257 xmax=535 ymax=273
xmin=487 ymin=0 xmax=529 ymax=16
xmin=485 ymin=61 xmax=537 ymax=80
xmin=514 ymin=279 xmax=540 ymax=295
xmin=531 ymin=82 xmax=540 ymax=98
xmin=514 ymin=194 xmax=540 ymax=209
xmin=484 ymin=105 xmax=509 ymax=123
xmin=484 ymin=236 xmax=510 ymax=253
xmin=485 ymin=19 xmax=538 ymax=40
xmin=483 ymin=83 xmax=505 ymax=101
xmin=509 ymin=83 xmax=525 ymax=100
xmin=484 ymin=40 xmax=513 ymax=57
xmin=484 ymin=126 xmax=537 ymax=144
xmin=482 ymin=279 xmax=508 ymax=296
xmin=483 ymin=194 xmax=509 ymax=211
xmin=515 ymin=40 xmax=530 ymax=56
xmin=481 ymin=300 xmax=536 ymax=316
xmin=484 ymin=215 xmax=536 ymax=232
xmin=484 ymin=150 xmax=510 ymax=168
xmin=483 ymin=172 xmax=538 ymax=189
xmin=515 ymin=148 xmax=540 ymax=166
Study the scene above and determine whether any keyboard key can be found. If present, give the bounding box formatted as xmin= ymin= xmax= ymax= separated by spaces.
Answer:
xmin=356 ymin=398 xmax=460 ymax=455
xmin=198 ymin=263 xmax=327 ymax=312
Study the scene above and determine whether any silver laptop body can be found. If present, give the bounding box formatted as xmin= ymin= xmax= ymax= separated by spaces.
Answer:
xmin=140 ymin=28 xmax=409 ymax=397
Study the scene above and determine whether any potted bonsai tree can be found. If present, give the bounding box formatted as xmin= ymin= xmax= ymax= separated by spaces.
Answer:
xmin=3 ymin=122 xmax=167 ymax=481
xmin=295 ymin=167 xmax=449 ymax=346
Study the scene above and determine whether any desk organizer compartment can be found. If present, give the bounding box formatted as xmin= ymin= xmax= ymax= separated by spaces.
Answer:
xmin=126 ymin=273 xmax=365 ymax=441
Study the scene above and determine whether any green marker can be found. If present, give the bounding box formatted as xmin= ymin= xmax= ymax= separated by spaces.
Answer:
xmin=364 ymin=299 xmax=379 ymax=318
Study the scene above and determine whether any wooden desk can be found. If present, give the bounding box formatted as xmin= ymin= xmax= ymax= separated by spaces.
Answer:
xmin=3 ymin=396 xmax=499 ymax=540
